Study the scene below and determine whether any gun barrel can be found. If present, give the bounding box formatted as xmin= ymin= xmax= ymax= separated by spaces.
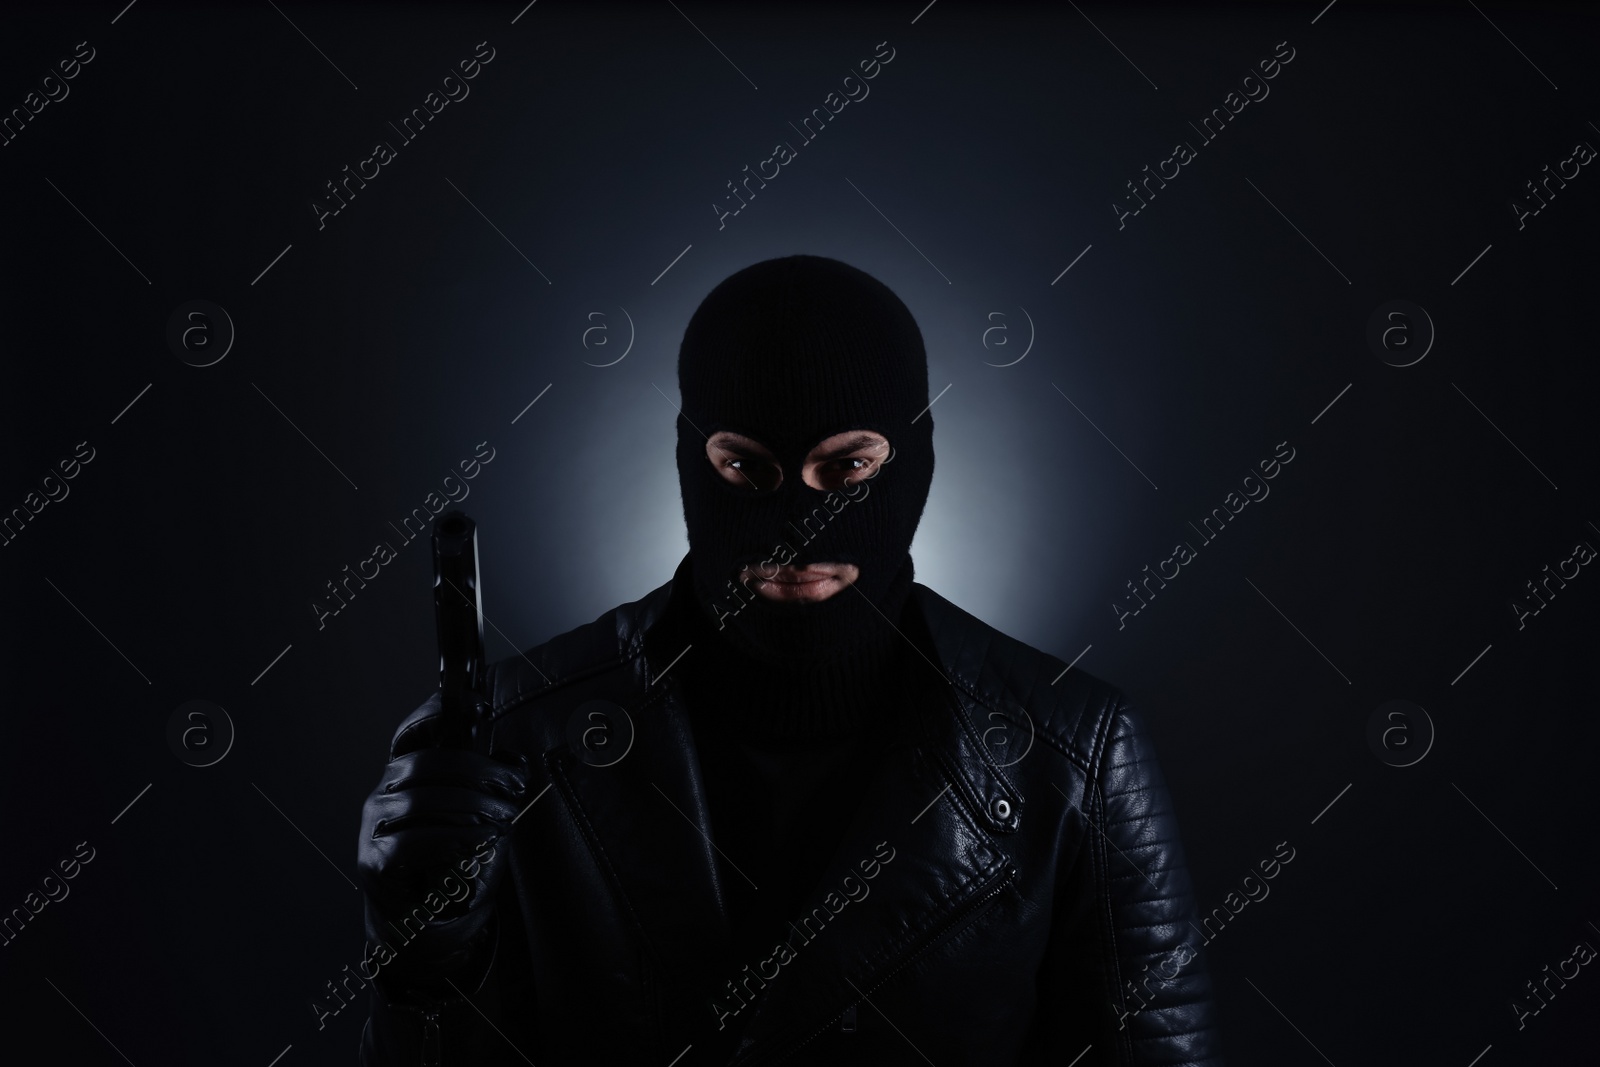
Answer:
xmin=432 ymin=510 xmax=487 ymax=740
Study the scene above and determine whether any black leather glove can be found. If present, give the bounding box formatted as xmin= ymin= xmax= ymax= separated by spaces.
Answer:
xmin=356 ymin=709 xmax=529 ymax=997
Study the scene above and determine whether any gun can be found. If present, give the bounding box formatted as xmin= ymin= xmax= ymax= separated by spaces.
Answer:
xmin=431 ymin=510 xmax=490 ymax=751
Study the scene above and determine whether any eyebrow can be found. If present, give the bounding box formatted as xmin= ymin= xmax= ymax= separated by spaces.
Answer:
xmin=810 ymin=433 xmax=886 ymax=459
xmin=710 ymin=434 xmax=775 ymax=457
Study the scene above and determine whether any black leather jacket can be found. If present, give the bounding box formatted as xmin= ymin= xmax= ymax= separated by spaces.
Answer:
xmin=360 ymin=564 xmax=1223 ymax=1066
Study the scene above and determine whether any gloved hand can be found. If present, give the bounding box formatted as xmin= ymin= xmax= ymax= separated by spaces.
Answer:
xmin=356 ymin=715 xmax=529 ymax=995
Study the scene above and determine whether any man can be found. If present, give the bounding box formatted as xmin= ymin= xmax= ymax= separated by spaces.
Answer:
xmin=356 ymin=255 xmax=1223 ymax=1065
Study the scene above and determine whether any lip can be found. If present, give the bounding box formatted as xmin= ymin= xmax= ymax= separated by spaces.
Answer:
xmin=764 ymin=572 xmax=829 ymax=585
xmin=736 ymin=564 xmax=856 ymax=602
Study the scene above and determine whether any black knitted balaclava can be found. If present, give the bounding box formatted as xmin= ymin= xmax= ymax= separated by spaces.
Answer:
xmin=674 ymin=255 xmax=935 ymax=670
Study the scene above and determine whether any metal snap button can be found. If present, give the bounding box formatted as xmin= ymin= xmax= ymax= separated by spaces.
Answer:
xmin=992 ymin=797 xmax=1012 ymax=821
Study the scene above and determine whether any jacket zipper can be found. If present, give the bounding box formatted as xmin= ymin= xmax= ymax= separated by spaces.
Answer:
xmin=741 ymin=863 xmax=1018 ymax=1066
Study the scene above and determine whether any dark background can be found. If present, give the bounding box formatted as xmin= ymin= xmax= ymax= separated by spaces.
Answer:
xmin=2 ymin=0 xmax=1596 ymax=1063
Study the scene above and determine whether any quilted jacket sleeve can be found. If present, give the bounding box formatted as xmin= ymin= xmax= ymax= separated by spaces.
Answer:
xmin=1042 ymin=694 xmax=1224 ymax=1066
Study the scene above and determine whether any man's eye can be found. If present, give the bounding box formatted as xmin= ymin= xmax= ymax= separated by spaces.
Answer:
xmin=819 ymin=457 xmax=876 ymax=486
xmin=724 ymin=457 xmax=780 ymax=489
